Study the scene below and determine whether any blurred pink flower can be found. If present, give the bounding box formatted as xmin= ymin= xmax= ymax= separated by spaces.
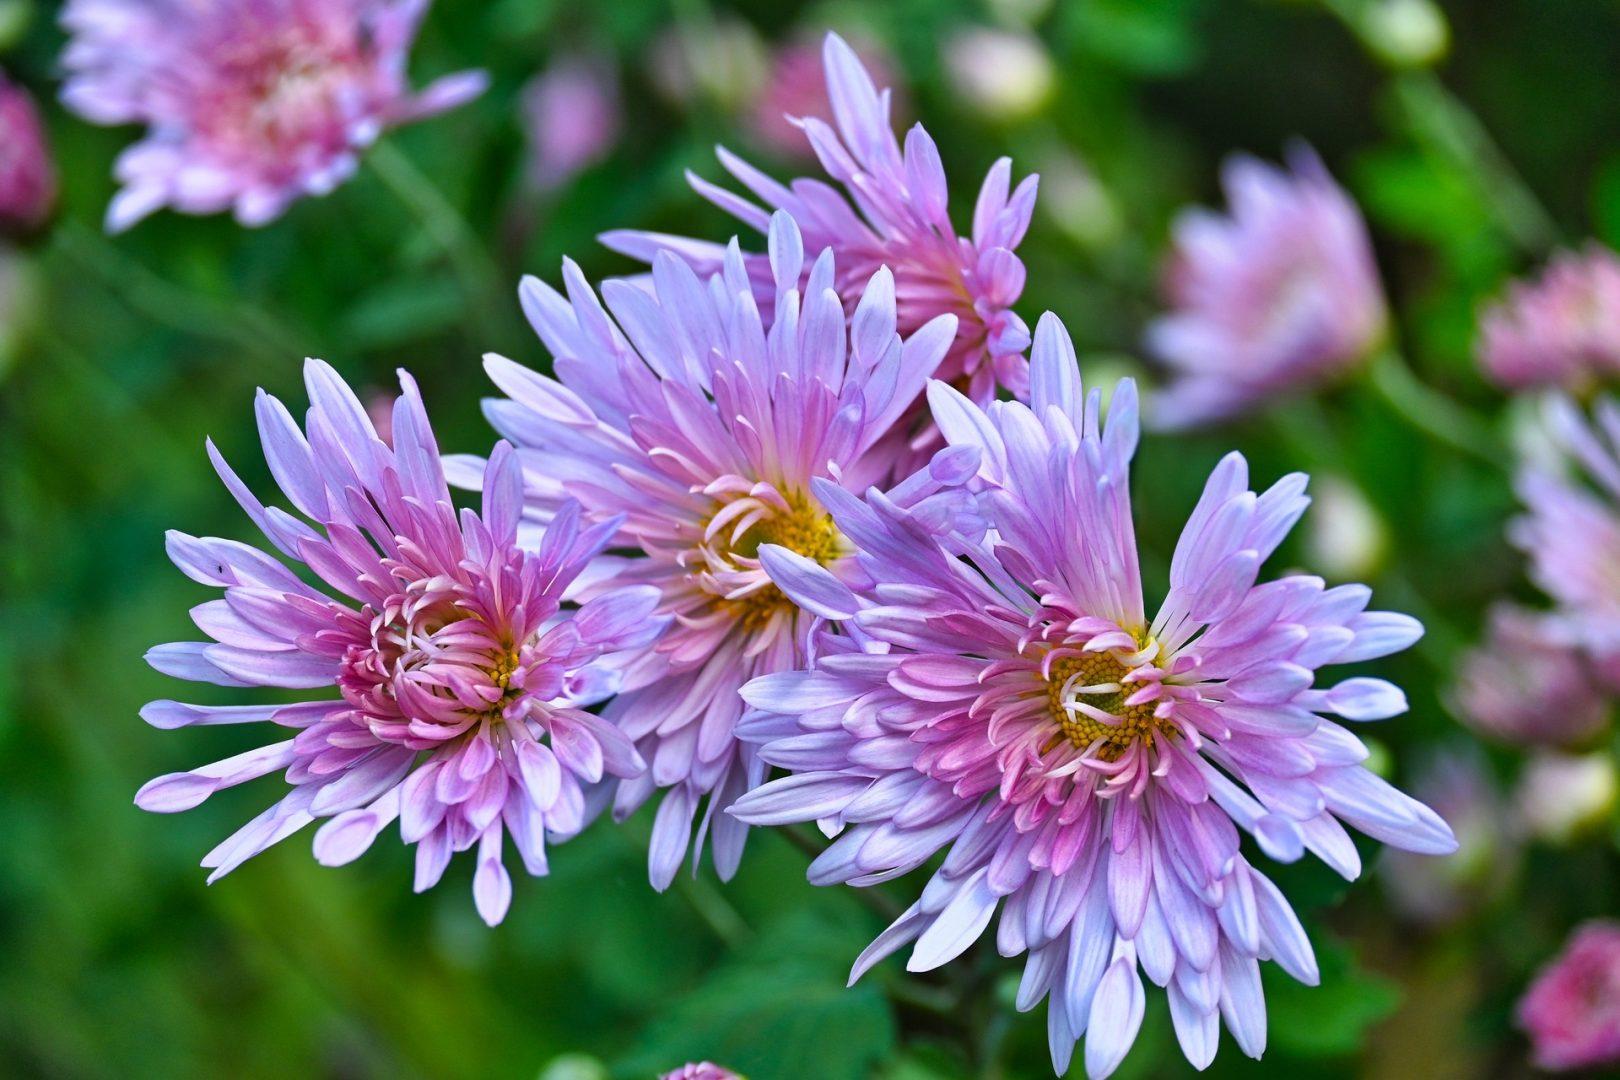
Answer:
xmin=0 ymin=70 xmax=55 ymax=235
xmin=60 ymin=0 xmax=487 ymax=231
xmin=1148 ymin=145 xmax=1387 ymax=429
xmin=1451 ymin=604 xmax=1611 ymax=749
xmin=523 ymin=56 xmax=619 ymax=193
xmin=1518 ymin=921 xmax=1620 ymax=1071
xmin=659 ymin=1064 xmax=741 ymax=1080
xmin=1479 ymin=245 xmax=1620 ymax=392
xmin=749 ymin=35 xmax=901 ymax=160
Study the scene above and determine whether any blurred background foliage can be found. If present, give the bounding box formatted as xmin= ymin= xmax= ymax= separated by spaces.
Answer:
xmin=2 ymin=0 xmax=1618 ymax=1076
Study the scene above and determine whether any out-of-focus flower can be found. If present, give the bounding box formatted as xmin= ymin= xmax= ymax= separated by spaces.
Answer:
xmin=647 ymin=18 xmax=767 ymax=114
xmin=1381 ymin=748 xmax=1516 ymax=925
xmin=1478 ymin=245 xmax=1620 ymax=392
xmin=941 ymin=27 xmax=1055 ymax=123
xmin=453 ymin=212 xmax=960 ymax=889
xmin=139 ymin=360 xmax=664 ymax=925
xmin=1450 ymin=604 xmax=1610 ymax=748
xmin=1515 ymin=751 xmax=1617 ymax=844
xmin=1147 ymin=146 xmax=1388 ymax=429
xmin=605 ymin=33 xmax=1037 ymax=481
xmin=1511 ymin=396 xmax=1620 ymax=667
xmin=1039 ymin=148 xmax=1122 ymax=250
xmin=1517 ymin=921 xmax=1620 ymax=1071
xmin=659 ymin=1064 xmax=742 ymax=1080
xmin=731 ymin=314 xmax=1453 ymax=1077
xmin=59 ymin=0 xmax=487 ymax=231
xmin=749 ymin=35 xmax=902 ymax=161
xmin=522 ymin=56 xmax=619 ymax=193
xmin=0 ymin=70 xmax=55 ymax=235
xmin=1304 ymin=475 xmax=1389 ymax=581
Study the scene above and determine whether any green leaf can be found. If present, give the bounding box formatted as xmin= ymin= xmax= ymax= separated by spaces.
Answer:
xmin=1264 ymin=935 xmax=1402 ymax=1058
xmin=613 ymin=911 xmax=897 ymax=1080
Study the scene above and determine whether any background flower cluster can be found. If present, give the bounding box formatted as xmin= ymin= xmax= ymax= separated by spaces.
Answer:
xmin=3 ymin=0 xmax=1620 ymax=1077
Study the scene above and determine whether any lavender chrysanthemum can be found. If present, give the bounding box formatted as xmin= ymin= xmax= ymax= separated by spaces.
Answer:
xmin=1511 ymin=394 xmax=1620 ymax=672
xmin=1479 ymin=244 xmax=1620 ymax=392
xmin=1451 ymin=603 xmax=1611 ymax=749
xmin=139 ymin=360 xmax=664 ymax=925
xmin=1147 ymin=146 xmax=1387 ymax=429
xmin=729 ymin=315 xmax=1453 ymax=1076
xmin=60 ymin=0 xmax=487 ymax=231
xmin=603 ymin=32 xmax=1036 ymax=478
xmin=454 ymin=211 xmax=959 ymax=888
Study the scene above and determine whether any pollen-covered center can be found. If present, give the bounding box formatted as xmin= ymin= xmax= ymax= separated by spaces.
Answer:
xmin=1045 ymin=651 xmax=1162 ymax=757
xmin=699 ymin=487 xmax=844 ymax=629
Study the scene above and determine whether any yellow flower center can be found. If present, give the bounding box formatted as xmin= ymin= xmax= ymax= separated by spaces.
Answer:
xmin=1045 ymin=651 xmax=1163 ymax=758
xmin=706 ymin=488 xmax=844 ymax=629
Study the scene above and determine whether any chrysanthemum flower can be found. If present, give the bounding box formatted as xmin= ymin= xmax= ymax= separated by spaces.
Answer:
xmin=1451 ymin=604 xmax=1611 ymax=749
xmin=1518 ymin=921 xmax=1620 ymax=1071
xmin=1479 ymin=245 xmax=1620 ymax=392
xmin=729 ymin=315 xmax=1453 ymax=1076
xmin=455 ymin=211 xmax=959 ymax=888
xmin=1511 ymin=395 xmax=1620 ymax=670
xmin=659 ymin=1063 xmax=742 ymax=1080
xmin=749 ymin=35 xmax=903 ymax=162
xmin=60 ymin=0 xmax=487 ymax=231
xmin=602 ymin=32 xmax=1035 ymax=477
xmin=0 ymin=70 xmax=55 ymax=236
xmin=139 ymin=360 xmax=663 ymax=925
xmin=1147 ymin=146 xmax=1387 ymax=429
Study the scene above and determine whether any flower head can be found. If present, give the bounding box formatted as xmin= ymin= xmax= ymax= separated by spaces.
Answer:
xmin=603 ymin=32 xmax=1036 ymax=478
xmin=139 ymin=360 xmax=663 ymax=925
xmin=1148 ymin=146 xmax=1387 ymax=429
xmin=1451 ymin=604 xmax=1610 ymax=749
xmin=1518 ymin=921 xmax=1620 ymax=1071
xmin=522 ymin=56 xmax=620 ymax=193
xmin=0 ymin=71 xmax=55 ymax=235
xmin=659 ymin=1064 xmax=742 ymax=1080
xmin=1479 ymin=244 xmax=1620 ymax=392
xmin=60 ymin=0 xmax=487 ymax=231
xmin=457 ymin=211 xmax=959 ymax=888
xmin=730 ymin=315 xmax=1452 ymax=1076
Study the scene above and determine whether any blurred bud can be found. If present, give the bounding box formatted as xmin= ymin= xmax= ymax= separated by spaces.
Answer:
xmin=1381 ymin=747 xmax=1516 ymax=925
xmin=538 ymin=1055 xmax=610 ymax=1080
xmin=522 ymin=57 xmax=620 ymax=193
xmin=1305 ymin=475 xmax=1388 ymax=580
xmin=941 ymin=28 xmax=1054 ymax=123
xmin=1516 ymin=751 xmax=1617 ymax=844
xmin=1517 ymin=921 xmax=1620 ymax=1071
xmin=648 ymin=19 xmax=768 ymax=115
xmin=1039 ymin=149 xmax=1122 ymax=249
xmin=1359 ymin=0 xmax=1449 ymax=69
xmin=0 ymin=71 xmax=55 ymax=237
xmin=750 ymin=35 xmax=903 ymax=161
xmin=1451 ymin=604 xmax=1612 ymax=749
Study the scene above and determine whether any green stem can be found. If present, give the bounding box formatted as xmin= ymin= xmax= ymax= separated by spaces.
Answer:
xmin=1392 ymin=72 xmax=1561 ymax=257
xmin=367 ymin=141 xmax=506 ymax=334
xmin=1366 ymin=349 xmax=1502 ymax=468
xmin=51 ymin=221 xmax=306 ymax=362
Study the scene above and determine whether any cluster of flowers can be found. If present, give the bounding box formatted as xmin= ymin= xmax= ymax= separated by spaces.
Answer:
xmin=69 ymin=10 xmax=1468 ymax=1073
xmin=12 ymin=0 xmax=1615 ymax=1073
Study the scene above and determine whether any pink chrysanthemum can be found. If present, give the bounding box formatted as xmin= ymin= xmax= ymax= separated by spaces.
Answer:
xmin=0 ymin=70 xmax=55 ymax=235
xmin=60 ymin=0 xmax=487 ymax=231
xmin=522 ymin=56 xmax=620 ymax=193
xmin=730 ymin=314 xmax=1453 ymax=1076
xmin=603 ymin=32 xmax=1035 ymax=478
xmin=1147 ymin=146 xmax=1387 ymax=429
xmin=1479 ymin=244 xmax=1620 ymax=392
xmin=659 ymin=1064 xmax=742 ymax=1080
xmin=452 ymin=211 xmax=960 ymax=888
xmin=1518 ymin=921 xmax=1620 ymax=1071
xmin=1451 ymin=603 xmax=1611 ymax=749
xmin=139 ymin=360 xmax=663 ymax=925
xmin=748 ymin=35 xmax=903 ymax=162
